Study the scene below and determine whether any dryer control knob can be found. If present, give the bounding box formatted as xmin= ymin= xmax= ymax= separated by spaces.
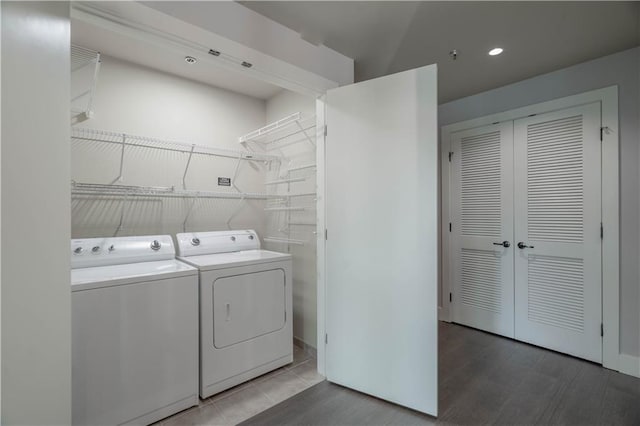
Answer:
xmin=248 ymin=235 xmax=254 ymax=240
xmin=91 ymin=246 xmax=101 ymax=254
xmin=73 ymin=247 xmax=84 ymax=255
xmin=150 ymin=240 xmax=162 ymax=251
xmin=108 ymin=245 xmax=115 ymax=252
xmin=191 ymin=238 xmax=200 ymax=246
xmin=230 ymin=236 xmax=236 ymax=242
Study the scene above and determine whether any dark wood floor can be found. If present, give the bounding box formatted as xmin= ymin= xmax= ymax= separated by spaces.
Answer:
xmin=241 ymin=322 xmax=640 ymax=425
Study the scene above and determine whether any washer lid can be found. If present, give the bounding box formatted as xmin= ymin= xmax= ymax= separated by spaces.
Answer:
xmin=178 ymin=249 xmax=291 ymax=271
xmin=176 ymin=230 xmax=260 ymax=257
xmin=71 ymin=235 xmax=175 ymax=269
xmin=71 ymin=259 xmax=197 ymax=291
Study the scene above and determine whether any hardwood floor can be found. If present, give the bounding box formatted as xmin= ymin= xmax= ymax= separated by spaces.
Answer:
xmin=241 ymin=322 xmax=640 ymax=425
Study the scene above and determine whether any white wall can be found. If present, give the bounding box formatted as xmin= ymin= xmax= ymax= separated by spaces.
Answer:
xmin=439 ymin=47 xmax=640 ymax=357
xmin=265 ymin=90 xmax=318 ymax=348
xmin=72 ymin=55 xmax=270 ymax=238
xmin=1 ymin=2 xmax=71 ymax=423
xmin=0 ymin=2 xmax=3 ymax=419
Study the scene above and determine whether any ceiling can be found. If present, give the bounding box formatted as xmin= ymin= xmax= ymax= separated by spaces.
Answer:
xmin=241 ymin=1 xmax=640 ymax=103
xmin=71 ymin=12 xmax=283 ymax=100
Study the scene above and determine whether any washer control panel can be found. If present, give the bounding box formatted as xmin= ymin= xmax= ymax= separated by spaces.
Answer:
xmin=71 ymin=235 xmax=175 ymax=269
xmin=176 ymin=230 xmax=260 ymax=256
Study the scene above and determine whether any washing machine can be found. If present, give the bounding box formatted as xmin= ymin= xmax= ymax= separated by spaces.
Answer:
xmin=71 ymin=235 xmax=199 ymax=426
xmin=176 ymin=230 xmax=293 ymax=398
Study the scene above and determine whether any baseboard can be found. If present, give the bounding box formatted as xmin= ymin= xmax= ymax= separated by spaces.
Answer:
xmin=618 ymin=353 xmax=640 ymax=378
xmin=294 ymin=336 xmax=317 ymax=359
xmin=438 ymin=306 xmax=451 ymax=322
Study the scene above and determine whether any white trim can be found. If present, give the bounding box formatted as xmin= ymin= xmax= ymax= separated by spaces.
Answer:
xmin=440 ymin=86 xmax=620 ymax=371
xmin=600 ymin=88 xmax=620 ymax=371
xmin=315 ymin=97 xmax=327 ymax=376
xmin=618 ymin=354 xmax=640 ymax=378
xmin=71 ymin=3 xmax=341 ymax=97
xmin=438 ymin=306 xmax=449 ymax=322
xmin=439 ymin=143 xmax=452 ymax=323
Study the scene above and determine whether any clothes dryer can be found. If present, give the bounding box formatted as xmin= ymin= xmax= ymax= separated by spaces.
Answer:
xmin=176 ymin=230 xmax=293 ymax=398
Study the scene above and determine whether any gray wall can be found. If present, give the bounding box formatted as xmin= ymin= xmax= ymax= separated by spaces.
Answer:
xmin=1 ymin=1 xmax=72 ymax=423
xmin=439 ymin=47 xmax=640 ymax=357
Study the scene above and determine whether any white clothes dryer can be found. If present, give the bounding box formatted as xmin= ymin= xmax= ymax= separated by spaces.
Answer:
xmin=176 ymin=230 xmax=293 ymax=399
xmin=71 ymin=235 xmax=199 ymax=426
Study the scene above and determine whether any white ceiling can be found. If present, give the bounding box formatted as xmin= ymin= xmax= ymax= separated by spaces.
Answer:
xmin=241 ymin=1 xmax=640 ymax=103
xmin=71 ymin=14 xmax=283 ymax=100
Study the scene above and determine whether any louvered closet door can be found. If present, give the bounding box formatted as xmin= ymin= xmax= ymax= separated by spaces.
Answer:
xmin=513 ymin=103 xmax=602 ymax=363
xmin=451 ymin=122 xmax=514 ymax=338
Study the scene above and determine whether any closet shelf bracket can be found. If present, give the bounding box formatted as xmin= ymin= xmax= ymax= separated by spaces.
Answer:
xmin=182 ymin=144 xmax=196 ymax=190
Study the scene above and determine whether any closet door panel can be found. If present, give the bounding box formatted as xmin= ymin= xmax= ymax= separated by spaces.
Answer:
xmin=451 ymin=122 xmax=514 ymax=338
xmin=325 ymin=64 xmax=438 ymax=416
xmin=513 ymin=102 xmax=602 ymax=363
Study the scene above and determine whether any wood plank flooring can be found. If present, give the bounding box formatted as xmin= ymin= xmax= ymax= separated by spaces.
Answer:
xmin=154 ymin=345 xmax=323 ymax=425
xmin=241 ymin=322 xmax=640 ymax=425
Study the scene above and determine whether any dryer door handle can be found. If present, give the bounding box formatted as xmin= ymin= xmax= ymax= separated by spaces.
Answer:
xmin=225 ymin=303 xmax=231 ymax=322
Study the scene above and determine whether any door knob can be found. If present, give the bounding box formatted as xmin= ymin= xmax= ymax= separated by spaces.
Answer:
xmin=517 ymin=242 xmax=534 ymax=249
xmin=492 ymin=241 xmax=510 ymax=248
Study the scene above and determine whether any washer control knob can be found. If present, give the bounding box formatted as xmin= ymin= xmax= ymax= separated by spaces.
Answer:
xmin=248 ymin=235 xmax=254 ymax=240
xmin=91 ymin=246 xmax=101 ymax=253
xmin=230 ymin=236 xmax=236 ymax=242
xmin=108 ymin=245 xmax=115 ymax=252
xmin=73 ymin=247 xmax=84 ymax=255
xmin=191 ymin=238 xmax=200 ymax=246
xmin=150 ymin=240 xmax=162 ymax=251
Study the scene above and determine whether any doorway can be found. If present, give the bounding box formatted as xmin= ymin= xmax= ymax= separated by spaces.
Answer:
xmin=441 ymin=87 xmax=619 ymax=369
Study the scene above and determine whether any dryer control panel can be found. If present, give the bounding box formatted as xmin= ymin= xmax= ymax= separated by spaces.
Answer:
xmin=176 ymin=230 xmax=260 ymax=257
xmin=71 ymin=235 xmax=175 ymax=269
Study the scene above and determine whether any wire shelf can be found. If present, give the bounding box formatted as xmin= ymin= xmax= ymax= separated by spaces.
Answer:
xmin=263 ymin=206 xmax=307 ymax=212
xmin=71 ymin=127 xmax=281 ymax=162
xmin=264 ymin=177 xmax=307 ymax=186
xmin=263 ymin=237 xmax=306 ymax=246
xmin=71 ymin=45 xmax=100 ymax=71
xmin=238 ymin=112 xmax=317 ymax=146
xmin=71 ymin=45 xmax=101 ymax=121
xmin=71 ymin=182 xmax=275 ymax=200
xmin=288 ymin=163 xmax=317 ymax=173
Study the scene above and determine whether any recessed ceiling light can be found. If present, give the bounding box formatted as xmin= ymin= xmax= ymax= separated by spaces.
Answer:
xmin=489 ymin=48 xmax=503 ymax=56
xmin=184 ymin=56 xmax=197 ymax=64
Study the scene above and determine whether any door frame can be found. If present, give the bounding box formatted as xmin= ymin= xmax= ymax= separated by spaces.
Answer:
xmin=440 ymin=86 xmax=619 ymax=371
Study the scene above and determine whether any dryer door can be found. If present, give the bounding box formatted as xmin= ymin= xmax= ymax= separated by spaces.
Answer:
xmin=213 ymin=268 xmax=286 ymax=348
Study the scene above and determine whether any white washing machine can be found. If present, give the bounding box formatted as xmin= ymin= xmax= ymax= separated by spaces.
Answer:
xmin=176 ymin=230 xmax=293 ymax=398
xmin=71 ymin=235 xmax=199 ymax=426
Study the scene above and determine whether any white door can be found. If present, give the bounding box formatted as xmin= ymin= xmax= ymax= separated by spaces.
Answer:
xmin=450 ymin=122 xmax=515 ymax=338
xmin=513 ymin=103 xmax=602 ymax=363
xmin=325 ymin=64 xmax=438 ymax=416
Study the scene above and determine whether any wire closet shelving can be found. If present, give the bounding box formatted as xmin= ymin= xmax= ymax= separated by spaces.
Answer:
xmin=239 ymin=112 xmax=317 ymax=152
xmin=71 ymin=45 xmax=101 ymax=122
xmin=70 ymin=127 xmax=283 ymax=199
xmin=71 ymin=113 xmax=317 ymax=243
xmin=241 ymin=112 xmax=318 ymax=247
